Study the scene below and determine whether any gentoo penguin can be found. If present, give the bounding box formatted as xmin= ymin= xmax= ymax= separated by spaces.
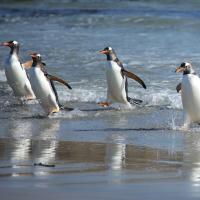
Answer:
xmin=1 ymin=40 xmax=35 ymax=100
xmin=176 ymin=62 xmax=200 ymax=123
xmin=28 ymin=53 xmax=62 ymax=115
xmin=99 ymin=47 xmax=146 ymax=107
xmin=24 ymin=57 xmax=72 ymax=108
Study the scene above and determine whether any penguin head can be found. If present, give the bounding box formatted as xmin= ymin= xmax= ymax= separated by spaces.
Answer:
xmin=30 ymin=52 xmax=42 ymax=63
xmin=175 ymin=62 xmax=196 ymax=75
xmin=1 ymin=40 xmax=19 ymax=54
xmin=1 ymin=40 xmax=19 ymax=48
xmin=99 ymin=46 xmax=117 ymax=61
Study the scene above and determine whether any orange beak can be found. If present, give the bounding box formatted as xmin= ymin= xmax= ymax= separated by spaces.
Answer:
xmin=175 ymin=66 xmax=185 ymax=73
xmin=99 ymin=49 xmax=108 ymax=54
xmin=1 ymin=42 xmax=10 ymax=47
xmin=29 ymin=52 xmax=37 ymax=59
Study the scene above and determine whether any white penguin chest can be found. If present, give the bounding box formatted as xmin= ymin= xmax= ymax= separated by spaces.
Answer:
xmin=106 ymin=61 xmax=127 ymax=102
xmin=181 ymin=74 xmax=200 ymax=122
xmin=29 ymin=67 xmax=59 ymax=113
xmin=5 ymin=54 xmax=26 ymax=81
xmin=29 ymin=67 xmax=53 ymax=98
xmin=4 ymin=53 xmax=34 ymax=97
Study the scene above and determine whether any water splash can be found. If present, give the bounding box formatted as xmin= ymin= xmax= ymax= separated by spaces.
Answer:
xmin=49 ymin=108 xmax=87 ymax=119
xmin=0 ymin=70 xmax=6 ymax=82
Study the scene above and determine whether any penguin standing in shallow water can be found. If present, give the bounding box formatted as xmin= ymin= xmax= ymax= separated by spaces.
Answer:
xmin=28 ymin=53 xmax=72 ymax=115
xmin=23 ymin=55 xmax=72 ymax=108
xmin=99 ymin=47 xmax=146 ymax=107
xmin=1 ymin=40 xmax=35 ymax=100
xmin=176 ymin=62 xmax=200 ymax=124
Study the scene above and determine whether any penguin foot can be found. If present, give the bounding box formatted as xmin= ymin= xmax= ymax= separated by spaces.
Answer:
xmin=48 ymin=107 xmax=60 ymax=115
xmin=98 ymin=102 xmax=111 ymax=107
xmin=26 ymin=95 xmax=36 ymax=101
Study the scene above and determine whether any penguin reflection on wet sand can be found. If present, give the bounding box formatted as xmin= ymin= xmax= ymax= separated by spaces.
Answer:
xmin=1 ymin=40 xmax=35 ymax=100
xmin=99 ymin=47 xmax=146 ymax=107
xmin=29 ymin=53 xmax=72 ymax=115
xmin=176 ymin=62 xmax=200 ymax=124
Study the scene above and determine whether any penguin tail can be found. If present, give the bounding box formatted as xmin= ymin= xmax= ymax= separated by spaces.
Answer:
xmin=127 ymin=97 xmax=143 ymax=105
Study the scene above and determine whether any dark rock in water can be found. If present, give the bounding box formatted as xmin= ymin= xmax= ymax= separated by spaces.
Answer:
xmin=34 ymin=163 xmax=55 ymax=167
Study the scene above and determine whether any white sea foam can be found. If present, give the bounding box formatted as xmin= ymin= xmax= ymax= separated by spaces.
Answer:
xmin=0 ymin=70 xmax=6 ymax=82
xmin=173 ymin=124 xmax=200 ymax=133
xmin=49 ymin=108 xmax=87 ymax=119
xmin=57 ymin=86 xmax=105 ymax=103
xmin=1 ymin=78 xmax=183 ymax=111
xmin=56 ymin=83 xmax=182 ymax=110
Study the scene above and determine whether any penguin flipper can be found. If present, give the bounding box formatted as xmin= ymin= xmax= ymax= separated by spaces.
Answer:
xmin=122 ymin=69 xmax=146 ymax=89
xmin=127 ymin=97 xmax=143 ymax=105
xmin=22 ymin=60 xmax=33 ymax=69
xmin=47 ymin=74 xmax=72 ymax=90
xmin=48 ymin=80 xmax=73 ymax=111
xmin=49 ymin=79 xmax=62 ymax=108
xmin=176 ymin=83 xmax=182 ymax=93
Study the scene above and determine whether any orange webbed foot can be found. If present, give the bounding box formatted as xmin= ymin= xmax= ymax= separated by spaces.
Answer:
xmin=98 ymin=102 xmax=111 ymax=107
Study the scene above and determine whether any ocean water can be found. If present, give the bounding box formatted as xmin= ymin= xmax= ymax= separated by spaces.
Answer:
xmin=1 ymin=1 xmax=200 ymax=199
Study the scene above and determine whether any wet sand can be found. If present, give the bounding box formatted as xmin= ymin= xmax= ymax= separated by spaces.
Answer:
xmin=0 ymin=129 xmax=200 ymax=200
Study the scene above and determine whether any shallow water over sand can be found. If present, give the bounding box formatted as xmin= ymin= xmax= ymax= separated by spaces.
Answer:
xmin=0 ymin=132 xmax=200 ymax=200
xmin=1 ymin=0 xmax=200 ymax=199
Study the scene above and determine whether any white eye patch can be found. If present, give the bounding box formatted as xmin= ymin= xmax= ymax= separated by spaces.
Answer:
xmin=13 ymin=41 xmax=18 ymax=45
xmin=37 ymin=54 xmax=41 ymax=57
xmin=108 ymin=47 xmax=112 ymax=50
xmin=185 ymin=62 xmax=191 ymax=67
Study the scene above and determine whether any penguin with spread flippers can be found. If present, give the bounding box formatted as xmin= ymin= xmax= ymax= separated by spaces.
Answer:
xmin=28 ymin=53 xmax=72 ymax=115
xmin=1 ymin=40 xmax=35 ymax=100
xmin=176 ymin=62 xmax=200 ymax=124
xmin=99 ymin=47 xmax=146 ymax=107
